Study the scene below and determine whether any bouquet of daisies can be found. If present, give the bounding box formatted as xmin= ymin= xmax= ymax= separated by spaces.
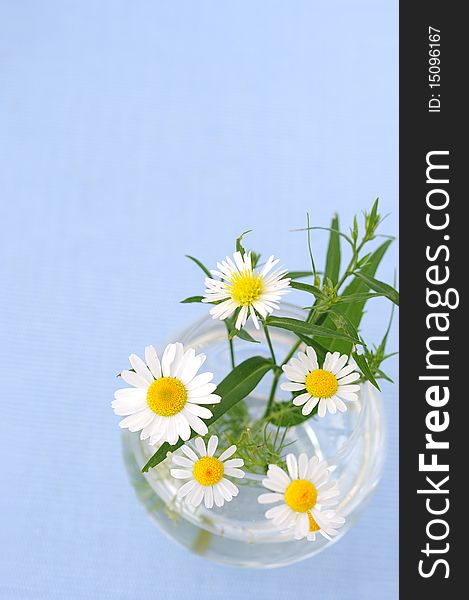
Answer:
xmin=113 ymin=199 xmax=398 ymax=543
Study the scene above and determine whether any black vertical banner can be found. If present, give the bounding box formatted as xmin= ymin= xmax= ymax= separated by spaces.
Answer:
xmin=400 ymin=2 xmax=464 ymax=595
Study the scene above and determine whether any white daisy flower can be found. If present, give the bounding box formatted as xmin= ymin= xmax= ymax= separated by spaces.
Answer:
xmin=202 ymin=251 xmax=291 ymax=330
xmin=112 ymin=343 xmax=221 ymax=446
xmin=170 ymin=435 xmax=245 ymax=509
xmin=281 ymin=347 xmax=360 ymax=417
xmin=258 ymin=453 xmax=345 ymax=541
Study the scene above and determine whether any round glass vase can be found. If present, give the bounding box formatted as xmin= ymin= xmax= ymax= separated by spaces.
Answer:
xmin=122 ymin=304 xmax=386 ymax=569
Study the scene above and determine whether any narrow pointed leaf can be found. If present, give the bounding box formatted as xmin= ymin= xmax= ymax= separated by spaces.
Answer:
xmin=325 ymin=214 xmax=341 ymax=285
xmin=353 ymin=352 xmax=381 ymax=391
xmin=229 ymin=328 xmax=260 ymax=343
xmin=180 ymin=295 xmax=205 ymax=304
xmin=267 ymin=316 xmax=360 ymax=343
xmin=353 ymin=272 xmax=399 ymax=306
xmin=290 ymin=281 xmax=326 ymax=300
xmin=186 ymin=255 xmax=212 ymax=278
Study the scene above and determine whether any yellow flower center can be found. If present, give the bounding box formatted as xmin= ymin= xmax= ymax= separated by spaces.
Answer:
xmin=307 ymin=510 xmax=320 ymax=532
xmin=192 ymin=456 xmax=225 ymax=486
xmin=305 ymin=369 xmax=339 ymax=398
xmin=229 ymin=270 xmax=264 ymax=306
xmin=146 ymin=377 xmax=187 ymax=416
xmin=284 ymin=479 xmax=318 ymax=513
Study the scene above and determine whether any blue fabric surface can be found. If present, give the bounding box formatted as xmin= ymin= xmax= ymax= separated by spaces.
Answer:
xmin=0 ymin=1 xmax=398 ymax=598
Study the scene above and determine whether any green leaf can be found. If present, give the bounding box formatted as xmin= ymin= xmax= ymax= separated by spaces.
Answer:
xmin=334 ymin=291 xmax=383 ymax=304
xmin=267 ymin=316 xmax=360 ymax=343
xmin=141 ymin=356 xmax=274 ymax=472
xmin=328 ymin=311 xmax=361 ymax=344
xmin=353 ymin=272 xmax=399 ymax=306
xmin=352 ymin=352 xmax=381 ymax=391
xmin=324 ymin=214 xmax=341 ymax=286
xmin=180 ymin=295 xmax=205 ymax=304
xmin=186 ymin=255 xmax=212 ymax=278
xmin=317 ymin=239 xmax=393 ymax=354
xmin=268 ymin=401 xmax=313 ymax=427
xmin=290 ymin=281 xmax=326 ymax=300
xmin=235 ymin=230 xmax=252 ymax=255
xmin=287 ymin=271 xmax=317 ymax=280
xmin=292 ymin=334 xmax=327 ymax=363
xmin=297 ymin=226 xmax=354 ymax=248
xmin=229 ymin=328 xmax=260 ymax=343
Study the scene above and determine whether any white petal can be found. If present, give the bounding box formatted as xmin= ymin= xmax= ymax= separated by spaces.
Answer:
xmin=112 ymin=389 xmax=147 ymax=415
xmin=184 ymin=412 xmax=208 ymax=436
xmin=179 ymin=353 xmax=206 ymax=385
xmin=265 ymin=504 xmax=286 ymax=519
xmin=223 ymin=458 xmax=244 ymax=468
xmin=293 ymin=392 xmax=311 ymax=407
xmin=185 ymin=372 xmax=214 ymax=391
xmin=120 ymin=370 xmax=149 ymax=389
xmin=170 ymin=469 xmax=192 ymax=480
xmin=267 ymin=464 xmax=291 ymax=487
xmin=185 ymin=403 xmax=212 ymax=419
xmin=337 ymin=372 xmax=360 ymax=385
xmin=293 ymin=513 xmax=309 ymax=539
xmin=324 ymin=351 xmax=340 ymax=372
xmin=235 ymin=306 xmax=249 ymax=330
xmin=290 ymin=357 xmax=310 ymax=376
xmin=336 ymin=364 xmax=358 ymax=379
xmin=280 ymin=381 xmax=306 ymax=392
xmin=305 ymin=346 xmax=319 ymax=370
xmin=176 ymin=414 xmax=191 ymax=441
xmin=172 ymin=455 xmax=194 ymax=468
xmin=224 ymin=467 xmax=245 ymax=479
xmin=330 ymin=353 xmax=348 ymax=375
xmin=181 ymin=444 xmax=199 ymax=462
xmin=258 ymin=492 xmax=283 ymax=504
xmin=165 ymin=419 xmax=179 ymax=445
xmin=286 ymin=454 xmax=298 ymax=480
xmin=218 ymin=445 xmax=237 ymax=462
xmin=220 ymin=478 xmax=239 ymax=497
xmin=207 ymin=435 xmax=219 ymax=456
xmin=217 ymin=481 xmax=234 ymax=502
xmin=189 ymin=485 xmax=204 ymax=507
xmin=249 ymin=305 xmax=260 ymax=329
xmin=144 ymin=345 xmax=162 ymax=379
xmin=177 ymin=479 xmax=197 ymax=498
xmin=119 ymin=409 xmax=153 ymax=432
xmin=189 ymin=393 xmax=220 ymax=405
xmin=161 ymin=344 xmax=177 ymax=377
xmin=128 ymin=354 xmax=154 ymax=384
xmin=282 ymin=365 xmax=306 ymax=383
xmin=298 ymin=453 xmax=309 ymax=479
xmin=204 ymin=486 xmax=214 ymax=509
xmin=334 ymin=397 xmax=347 ymax=412
xmin=194 ymin=437 xmax=206 ymax=457
xmin=307 ymin=456 xmax=320 ymax=479
xmin=336 ymin=390 xmax=359 ymax=402
xmin=302 ymin=396 xmax=319 ymax=415
xmin=213 ymin=485 xmax=225 ymax=507
xmin=318 ymin=398 xmax=327 ymax=418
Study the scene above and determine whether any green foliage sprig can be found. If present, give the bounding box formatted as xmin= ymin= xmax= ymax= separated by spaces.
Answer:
xmin=142 ymin=199 xmax=398 ymax=474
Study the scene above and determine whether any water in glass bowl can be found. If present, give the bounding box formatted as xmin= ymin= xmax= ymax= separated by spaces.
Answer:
xmin=122 ymin=305 xmax=386 ymax=568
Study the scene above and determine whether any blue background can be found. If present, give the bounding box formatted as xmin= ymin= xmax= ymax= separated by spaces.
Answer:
xmin=0 ymin=1 xmax=398 ymax=598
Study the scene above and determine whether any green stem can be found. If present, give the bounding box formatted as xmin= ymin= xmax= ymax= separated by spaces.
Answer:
xmin=264 ymin=370 xmax=281 ymax=419
xmin=229 ymin=337 xmax=235 ymax=369
xmin=263 ymin=322 xmax=277 ymax=364
xmin=224 ymin=322 xmax=236 ymax=369
xmin=263 ymin=307 xmax=320 ymax=419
